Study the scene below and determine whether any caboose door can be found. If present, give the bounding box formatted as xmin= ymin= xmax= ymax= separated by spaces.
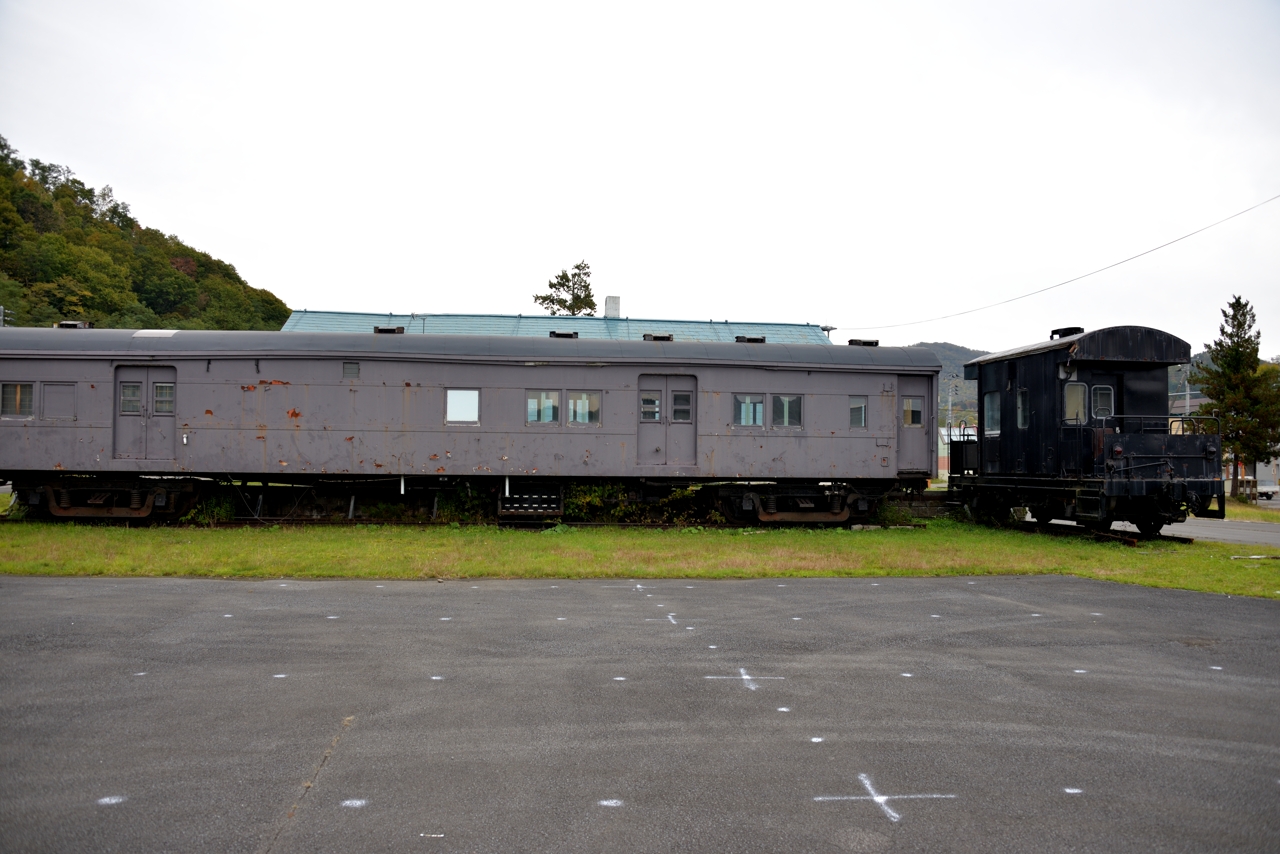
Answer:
xmin=637 ymin=375 xmax=697 ymax=466
xmin=897 ymin=375 xmax=930 ymax=473
xmin=113 ymin=366 xmax=177 ymax=460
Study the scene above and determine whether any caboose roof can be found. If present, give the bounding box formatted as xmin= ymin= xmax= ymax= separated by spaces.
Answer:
xmin=964 ymin=326 xmax=1190 ymax=368
xmin=281 ymin=310 xmax=834 ymax=346
xmin=0 ymin=329 xmax=941 ymax=371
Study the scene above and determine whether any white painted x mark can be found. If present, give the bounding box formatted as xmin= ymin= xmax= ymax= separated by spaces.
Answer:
xmin=704 ymin=667 xmax=784 ymax=690
xmin=815 ymin=773 xmax=956 ymax=822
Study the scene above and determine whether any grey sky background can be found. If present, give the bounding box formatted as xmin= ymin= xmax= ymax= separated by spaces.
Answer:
xmin=2 ymin=0 xmax=1276 ymax=355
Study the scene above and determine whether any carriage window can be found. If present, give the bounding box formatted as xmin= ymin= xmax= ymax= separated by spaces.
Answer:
xmin=849 ymin=395 xmax=867 ymax=428
xmin=671 ymin=392 xmax=693 ymax=422
xmin=342 ymin=361 xmax=360 ymax=379
xmin=983 ymin=391 xmax=1001 ymax=436
xmin=526 ymin=390 xmax=559 ymax=423
xmin=119 ymin=383 xmax=142 ymax=415
xmin=1 ymin=383 xmax=33 ymax=417
xmin=1016 ymin=389 xmax=1029 ymax=429
xmin=446 ymin=389 xmax=479 ymax=422
xmin=772 ymin=395 xmax=802 ymax=427
xmin=640 ymin=392 xmax=661 ymax=422
xmin=1092 ymin=385 xmax=1114 ymax=419
xmin=153 ymin=383 xmax=175 ymax=414
xmin=733 ymin=394 xmax=764 ymax=426
xmin=902 ymin=397 xmax=923 ymax=427
xmin=567 ymin=391 xmax=601 ymax=424
xmin=1064 ymin=382 xmax=1086 ymax=424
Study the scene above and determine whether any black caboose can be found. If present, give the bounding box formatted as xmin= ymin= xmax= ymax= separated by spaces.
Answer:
xmin=948 ymin=326 xmax=1225 ymax=534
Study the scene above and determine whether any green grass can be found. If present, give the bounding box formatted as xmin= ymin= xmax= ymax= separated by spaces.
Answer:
xmin=1 ymin=520 xmax=1277 ymax=598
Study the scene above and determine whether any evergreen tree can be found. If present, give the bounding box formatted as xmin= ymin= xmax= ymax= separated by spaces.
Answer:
xmin=533 ymin=260 xmax=596 ymax=316
xmin=1191 ymin=295 xmax=1280 ymax=497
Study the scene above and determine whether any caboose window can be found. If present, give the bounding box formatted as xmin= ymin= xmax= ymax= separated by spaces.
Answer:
xmin=1092 ymin=385 xmax=1114 ymax=419
xmin=446 ymin=389 xmax=480 ymax=423
xmin=849 ymin=396 xmax=867 ymax=428
xmin=1016 ymin=390 xmax=1029 ymax=429
xmin=1064 ymin=383 xmax=1086 ymax=423
xmin=733 ymin=394 xmax=764 ymax=426
xmin=983 ymin=391 xmax=1001 ymax=435
xmin=640 ymin=392 xmax=662 ymax=421
xmin=526 ymin=390 xmax=560 ymax=423
xmin=153 ymin=383 xmax=175 ymax=415
xmin=1 ymin=383 xmax=33 ymax=417
xmin=903 ymin=397 xmax=923 ymax=427
xmin=772 ymin=395 xmax=802 ymax=427
xmin=342 ymin=362 xmax=360 ymax=379
xmin=119 ymin=383 xmax=142 ymax=415
xmin=671 ymin=392 xmax=693 ymax=422
xmin=567 ymin=391 xmax=601 ymax=424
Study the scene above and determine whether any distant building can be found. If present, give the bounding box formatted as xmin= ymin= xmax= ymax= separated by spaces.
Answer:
xmin=281 ymin=298 xmax=832 ymax=345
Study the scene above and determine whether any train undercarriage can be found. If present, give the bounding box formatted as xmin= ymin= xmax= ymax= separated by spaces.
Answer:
xmin=4 ymin=474 xmax=919 ymax=526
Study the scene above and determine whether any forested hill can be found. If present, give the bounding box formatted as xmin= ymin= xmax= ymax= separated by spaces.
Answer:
xmin=0 ymin=135 xmax=289 ymax=330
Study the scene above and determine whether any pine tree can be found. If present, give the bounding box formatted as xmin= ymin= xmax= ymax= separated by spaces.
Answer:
xmin=533 ymin=261 xmax=596 ymax=316
xmin=1191 ymin=296 xmax=1280 ymax=497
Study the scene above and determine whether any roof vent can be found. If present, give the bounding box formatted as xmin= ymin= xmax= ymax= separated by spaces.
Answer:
xmin=549 ymin=330 xmax=579 ymax=339
xmin=604 ymin=296 xmax=620 ymax=318
xmin=374 ymin=326 xmax=405 ymax=334
xmin=643 ymin=333 xmax=673 ymax=342
xmin=735 ymin=335 xmax=766 ymax=343
xmin=54 ymin=320 xmax=94 ymax=329
xmin=847 ymin=338 xmax=879 ymax=347
xmin=1050 ymin=327 xmax=1084 ymax=340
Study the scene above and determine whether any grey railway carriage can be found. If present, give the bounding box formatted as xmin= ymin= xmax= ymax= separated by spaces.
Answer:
xmin=0 ymin=328 xmax=940 ymax=523
xmin=947 ymin=325 xmax=1225 ymax=534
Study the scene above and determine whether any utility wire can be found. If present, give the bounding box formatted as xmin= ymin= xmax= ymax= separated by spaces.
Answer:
xmin=841 ymin=192 xmax=1280 ymax=331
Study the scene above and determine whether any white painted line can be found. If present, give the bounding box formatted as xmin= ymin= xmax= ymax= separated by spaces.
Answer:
xmin=133 ymin=672 xmax=146 ymax=676
xmin=931 ymin=615 xmax=940 ymax=618
xmin=668 ymin=615 xmax=677 ymax=624
xmin=471 ymin=586 xmax=478 ymax=588
xmin=686 ymin=586 xmax=695 ymax=588
xmin=223 ymin=614 xmax=233 ymax=618
xmin=901 ymin=673 xmax=913 ymax=677
xmin=1074 ymin=669 xmax=1088 ymax=673
xmin=376 ymin=585 xmax=385 ymax=588
xmin=777 ymin=584 xmax=786 ymax=587
xmin=815 ymin=773 xmax=957 ymax=822
xmin=557 ymin=617 xmax=567 ymax=621
xmin=1090 ymin=612 xmax=1102 ymax=616
xmin=341 ymin=799 xmax=367 ymax=808
xmin=550 ymin=585 xmax=558 ymax=588
xmin=811 ymin=737 xmax=824 ymax=743
xmin=598 ymin=799 xmax=623 ymax=807
xmin=327 ymin=616 xmax=339 ymax=619
xmin=1031 ymin=613 xmax=1042 ymax=617
xmin=792 ymin=617 xmax=802 ymax=621
xmin=420 ymin=833 xmax=445 ymax=837
xmin=1064 ymin=788 xmax=1082 ymax=794
xmin=967 ymin=581 xmax=975 ymax=584
xmin=273 ymin=674 xmax=287 ymax=678
xmin=871 ymin=583 xmax=880 ymax=586
xmin=97 ymin=796 xmax=126 ymax=805
xmin=1210 ymin=666 xmax=1223 ymax=670
xmin=613 ymin=677 xmax=626 ymax=681
xmin=778 ymin=707 xmax=790 ymax=712
xmin=279 ymin=584 xmax=288 ymax=587
xmin=708 ymin=645 xmax=717 ymax=649
xmin=705 ymin=668 xmax=784 ymax=690
xmin=430 ymin=676 xmax=443 ymax=680
xmin=440 ymin=617 xmax=451 ymax=621
xmin=686 ymin=627 xmax=695 ymax=630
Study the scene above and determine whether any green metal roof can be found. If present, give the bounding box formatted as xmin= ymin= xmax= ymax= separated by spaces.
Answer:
xmin=280 ymin=310 xmax=834 ymax=345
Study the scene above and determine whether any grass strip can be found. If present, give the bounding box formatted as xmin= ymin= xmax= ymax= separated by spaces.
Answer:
xmin=1 ymin=519 xmax=1277 ymax=598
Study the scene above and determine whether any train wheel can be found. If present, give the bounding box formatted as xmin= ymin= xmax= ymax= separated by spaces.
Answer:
xmin=1134 ymin=518 xmax=1165 ymax=537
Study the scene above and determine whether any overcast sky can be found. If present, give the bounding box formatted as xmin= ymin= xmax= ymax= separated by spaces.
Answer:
xmin=2 ymin=0 xmax=1277 ymax=355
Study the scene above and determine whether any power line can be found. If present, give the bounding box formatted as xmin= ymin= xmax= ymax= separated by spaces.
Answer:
xmin=840 ymin=192 xmax=1280 ymax=332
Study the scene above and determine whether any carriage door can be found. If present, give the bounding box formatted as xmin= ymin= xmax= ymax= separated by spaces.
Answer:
xmin=897 ymin=376 xmax=930 ymax=473
xmin=113 ymin=366 xmax=177 ymax=460
xmin=637 ymin=375 xmax=697 ymax=466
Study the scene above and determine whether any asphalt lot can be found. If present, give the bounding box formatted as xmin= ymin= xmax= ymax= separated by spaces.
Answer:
xmin=1 ymin=576 xmax=1277 ymax=853
xmin=1146 ymin=517 xmax=1280 ymax=547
